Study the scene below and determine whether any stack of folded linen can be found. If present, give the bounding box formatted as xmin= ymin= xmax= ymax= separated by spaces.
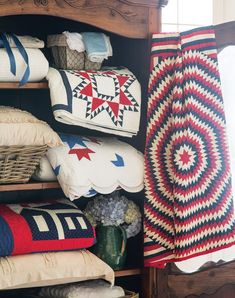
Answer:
xmin=63 ymin=31 xmax=112 ymax=63
xmin=81 ymin=32 xmax=113 ymax=63
xmin=0 ymin=33 xmax=49 ymax=85
xmin=46 ymin=133 xmax=144 ymax=200
xmin=46 ymin=67 xmax=141 ymax=137
xmin=39 ymin=280 xmax=124 ymax=298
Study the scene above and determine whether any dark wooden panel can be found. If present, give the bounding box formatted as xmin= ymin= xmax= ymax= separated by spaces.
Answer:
xmin=168 ymin=261 xmax=235 ymax=298
xmin=0 ymin=0 xmax=162 ymax=38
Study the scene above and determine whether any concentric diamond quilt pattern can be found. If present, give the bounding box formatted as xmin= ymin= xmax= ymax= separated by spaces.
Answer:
xmin=144 ymin=27 xmax=235 ymax=268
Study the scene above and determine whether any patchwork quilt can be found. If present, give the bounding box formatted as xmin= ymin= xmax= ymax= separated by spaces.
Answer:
xmin=46 ymin=67 xmax=141 ymax=137
xmin=0 ymin=199 xmax=95 ymax=257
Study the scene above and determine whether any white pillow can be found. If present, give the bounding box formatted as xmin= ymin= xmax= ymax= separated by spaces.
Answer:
xmin=0 ymin=106 xmax=62 ymax=147
xmin=46 ymin=134 xmax=144 ymax=200
xmin=0 ymin=250 xmax=114 ymax=290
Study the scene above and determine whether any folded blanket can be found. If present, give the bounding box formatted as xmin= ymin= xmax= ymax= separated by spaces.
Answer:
xmin=40 ymin=280 xmax=125 ymax=298
xmin=1 ymin=35 xmax=44 ymax=48
xmin=46 ymin=67 xmax=141 ymax=137
xmin=81 ymin=32 xmax=112 ymax=62
xmin=63 ymin=31 xmax=85 ymax=53
xmin=0 ymin=48 xmax=48 ymax=82
xmin=46 ymin=134 xmax=144 ymax=200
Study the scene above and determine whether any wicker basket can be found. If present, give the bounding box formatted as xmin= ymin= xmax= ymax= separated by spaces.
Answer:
xmin=0 ymin=145 xmax=47 ymax=184
xmin=47 ymin=34 xmax=102 ymax=70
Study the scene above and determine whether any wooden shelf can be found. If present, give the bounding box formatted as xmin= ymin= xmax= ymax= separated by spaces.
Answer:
xmin=0 ymin=82 xmax=48 ymax=89
xmin=115 ymin=268 xmax=142 ymax=277
xmin=0 ymin=181 xmax=60 ymax=191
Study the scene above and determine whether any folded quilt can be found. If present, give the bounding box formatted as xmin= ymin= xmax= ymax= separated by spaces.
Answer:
xmin=0 ymin=48 xmax=48 ymax=82
xmin=0 ymin=198 xmax=96 ymax=257
xmin=81 ymin=32 xmax=112 ymax=62
xmin=1 ymin=35 xmax=44 ymax=48
xmin=46 ymin=67 xmax=141 ymax=137
xmin=40 ymin=280 xmax=125 ymax=298
xmin=46 ymin=134 xmax=144 ymax=200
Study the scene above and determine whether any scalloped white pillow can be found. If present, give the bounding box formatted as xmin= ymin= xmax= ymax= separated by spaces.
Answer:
xmin=0 ymin=106 xmax=62 ymax=147
xmin=0 ymin=250 xmax=114 ymax=290
xmin=46 ymin=135 xmax=144 ymax=200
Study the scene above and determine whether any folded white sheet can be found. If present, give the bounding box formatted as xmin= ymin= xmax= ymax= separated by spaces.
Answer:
xmin=40 ymin=280 xmax=125 ymax=298
xmin=5 ymin=35 xmax=44 ymax=48
xmin=63 ymin=31 xmax=85 ymax=53
xmin=0 ymin=48 xmax=48 ymax=82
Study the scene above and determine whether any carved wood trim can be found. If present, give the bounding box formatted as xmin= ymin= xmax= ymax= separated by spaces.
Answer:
xmin=168 ymin=261 xmax=235 ymax=298
xmin=0 ymin=0 xmax=162 ymax=38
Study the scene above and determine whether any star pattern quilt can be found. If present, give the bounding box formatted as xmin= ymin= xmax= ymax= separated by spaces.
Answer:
xmin=46 ymin=67 xmax=141 ymax=137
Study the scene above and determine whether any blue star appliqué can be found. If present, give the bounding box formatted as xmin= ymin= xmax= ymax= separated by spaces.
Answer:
xmin=60 ymin=133 xmax=87 ymax=148
xmin=53 ymin=165 xmax=61 ymax=176
xmin=111 ymin=154 xmax=125 ymax=167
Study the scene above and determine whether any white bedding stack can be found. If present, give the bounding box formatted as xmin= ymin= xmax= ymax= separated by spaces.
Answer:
xmin=0 ymin=35 xmax=49 ymax=82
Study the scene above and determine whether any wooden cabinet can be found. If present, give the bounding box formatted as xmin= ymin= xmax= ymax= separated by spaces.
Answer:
xmin=0 ymin=1 xmax=168 ymax=297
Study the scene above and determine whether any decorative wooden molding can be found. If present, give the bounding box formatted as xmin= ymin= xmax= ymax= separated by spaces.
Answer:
xmin=168 ymin=261 xmax=235 ymax=298
xmin=0 ymin=0 xmax=163 ymax=38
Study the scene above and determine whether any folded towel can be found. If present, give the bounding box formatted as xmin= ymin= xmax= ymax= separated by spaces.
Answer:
xmin=81 ymin=32 xmax=112 ymax=63
xmin=63 ymin=31 xmax=85 ymax=53
xmin=46 ymin=67 xmax=141 ymax=137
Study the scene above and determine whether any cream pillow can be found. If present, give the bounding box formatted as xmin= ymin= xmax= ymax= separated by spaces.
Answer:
xmin=0 ymin=250 xmax=114 ymax=290
xmin=0 ymin=106 xmax=62 ymax=147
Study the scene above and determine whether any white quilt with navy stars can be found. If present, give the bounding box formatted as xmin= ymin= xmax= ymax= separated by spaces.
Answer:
xmin=46 ymin=67 xmax=141 ymax=138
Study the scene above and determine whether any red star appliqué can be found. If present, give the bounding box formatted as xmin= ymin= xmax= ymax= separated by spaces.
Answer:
xmin=69 ymin=148 xmax=95 ymax=161
xmin=88 ymin=137 xmax=101 ymax=144
xmin=72 ymin=70 xmax=139 ymax=126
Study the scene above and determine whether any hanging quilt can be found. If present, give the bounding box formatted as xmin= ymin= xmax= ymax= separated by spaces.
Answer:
xmin=46 ymin=67 xmax=141 ymax=137
xmin=144 ymin=26 xmax=235 ymax=268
